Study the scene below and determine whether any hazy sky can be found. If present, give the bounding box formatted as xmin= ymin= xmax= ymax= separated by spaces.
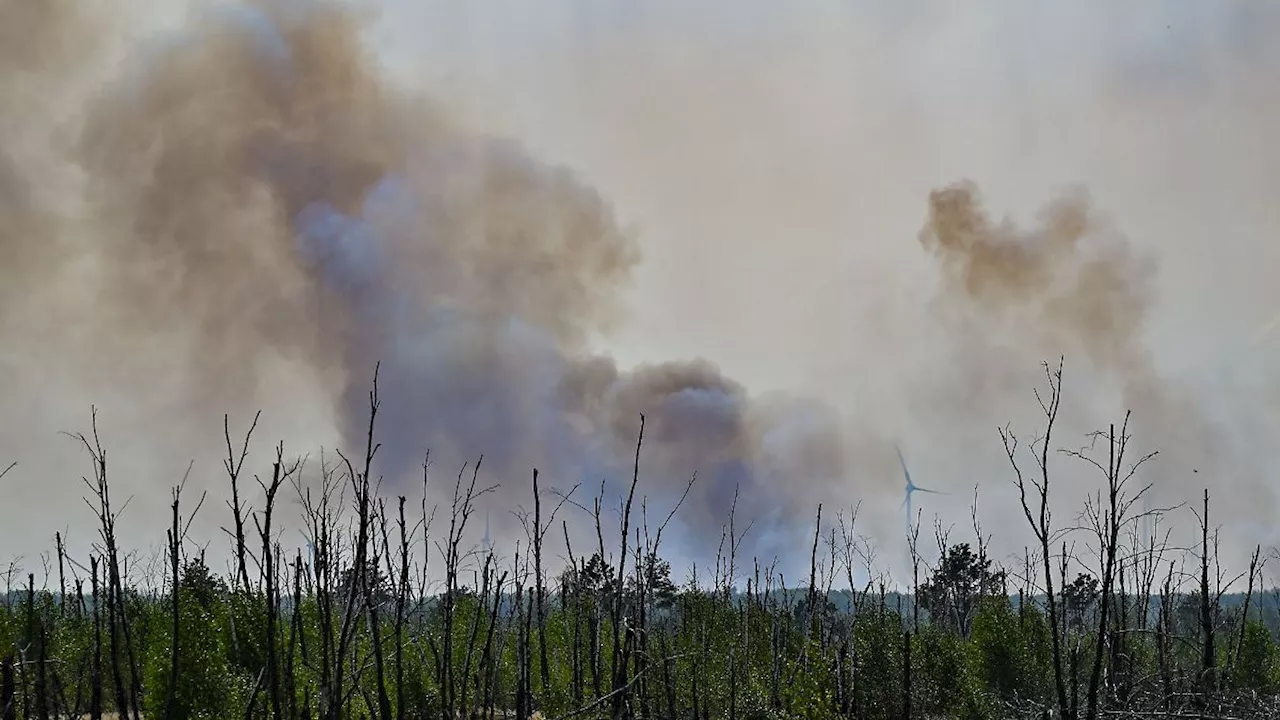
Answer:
xmin=371 ymin=0 xmax=1280 ymax=569
xmin=371 ymin=0 xmax=1279 ymax=385
xmin=2 ymin=0 xmax=1278 ymax=587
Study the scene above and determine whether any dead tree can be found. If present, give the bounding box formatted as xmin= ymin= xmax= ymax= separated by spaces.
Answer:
xmin=533 ymin=471 xmax=550 ymax=702
xmin=523 ymin=469 xmax=576 ymax=708
xmin=72 ymin=410 xmax=136 ymax=720
xmin=223 ymin=412 xmax=260 ymax=593
xmin=25 ymin=574 xmax=48 ymax=720
xmin=564 ymin=521 xmax=584 ymax=705
xmin=54 ymin=533 xmax=66 ymax=619
xmin=329 ymin=365 xmax=392 ymax=720
xmin=89 ymin=557 xmax=103 ymax=720
xmin=1001 ymin=358 xmax=1069 ymax=719
xmin=363 ymin=499 xmax=393 ymax=720
xmin=457 ymin=553 xmax=490 ymax=715
xmin=581 ymin=487 xmax=608 ymax=702
xmin=1 ymin=652 xmax=13 ymax=720
xmin=393 ymin=496 xmax=413 ymax=720
xmin=640 ymin=473 xmax=696 ymax=720
xmin=284 ymin=552 xmax=304 ymax=720
xmin=1067 ymin=414 xmax=1155 ymax=720
xmin=474 ymin=562 xmax=506 ymax=720
xmin=1226 ymin=545 xmax=1264 ymax=686
xmin=610 ymin=416 xmax=645 ymax=720
xmin=437 ymin=458 xmax=495 ymax=720
xmin=1156 ymin=561 xmax=1174 ymax=709
xmin=298 ymin=455 xmax=343 ymax=719
xmin=165 ymin=470 xmax=207 ymax=720
xmin=1196 ymin=489 xmax=1216 ymax=697
xmin=255 ymin=445 xmax=295 ymax=720
xmin=806 ymin=505 xmax=823 ymax=653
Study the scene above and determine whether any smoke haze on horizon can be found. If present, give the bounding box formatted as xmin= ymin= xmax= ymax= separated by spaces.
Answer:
xmin=1 ymin=0 xmax=1279 ymax=584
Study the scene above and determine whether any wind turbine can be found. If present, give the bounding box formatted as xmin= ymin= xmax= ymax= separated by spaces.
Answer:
xmin=482 ymin=509 xmax=492 ymax=555
xmin=1141 ymin=491 xmax=1152 ymax=547
xmin=896 ymin=445 xmax=944 ymax=540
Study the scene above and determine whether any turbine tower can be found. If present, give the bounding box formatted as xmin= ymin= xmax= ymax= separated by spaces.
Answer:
xmin=896 ymin=445 xmax=944 ymax=540
xmin=483 ymin=509 xmax=492 ymax=554
xmin=1141 ymin=486 xmax=1153 ymax=550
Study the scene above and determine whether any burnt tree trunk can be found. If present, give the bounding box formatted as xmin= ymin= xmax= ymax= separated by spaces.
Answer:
xmin=1 ymin=653 xmax=15 ymax=720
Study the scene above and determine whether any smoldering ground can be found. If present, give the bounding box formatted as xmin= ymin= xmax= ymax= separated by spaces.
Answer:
xmin=2 ymin=0 xmax=1279 ymax=579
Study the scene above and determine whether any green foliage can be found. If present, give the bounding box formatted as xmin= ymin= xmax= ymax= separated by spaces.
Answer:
xmin=919 ymin=543 xmax=1006 ymax=637
xmin=1233 ymin=620 xmax=1275 ymax=692
xmin=1061 ymin=573 xmax=1100 ymax=632
xmin=143 ymin=558 xmax=244 ymax=720
xmin=969 ymin=596 xmax=1051 ymax=704
xmin=4 ymin=530 xmax=1280 ymax=720
xmin=915 ymin=624 xmax=983 ymax=718
xmin=2 ymin=561 xmax=1280 ymax=719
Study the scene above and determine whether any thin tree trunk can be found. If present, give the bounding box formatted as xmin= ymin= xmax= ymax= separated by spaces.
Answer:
xmin=27 ymin=574 xmax=49 ymax=720
xmin=260 ymin=453 xmax=286 ymax=720
xmin=165 ymin=488 xmax=182 ymax=720
xmin=610 ymin=417 xmax=645 ymax=720
xmin=0 ymin=654 xmax=14 ymax=720
xmin=1199 ymin=488 xmax=1216 ymax=698
xmin=395 ymin=497 xmax=410 ymax=720
xmin=533 ymin=471 xmax=551 ymax=704
xmin=1086 ymin=423 xmax=1125 ymax=720
xmin=89 ymin=558 xmax=103 ymax=720
xmin=901 ymin=630 xmax=911 ymax=720
xmin=1227 ymin=544 xmax=1262 ymax=687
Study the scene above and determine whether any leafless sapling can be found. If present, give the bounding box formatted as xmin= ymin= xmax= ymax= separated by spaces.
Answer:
xmin=1001 ymin=358 xmax=1070 ymax=719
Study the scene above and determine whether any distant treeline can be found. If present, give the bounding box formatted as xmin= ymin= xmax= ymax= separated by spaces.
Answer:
xmin=2 ymin=361 xmax=1279 ymax=719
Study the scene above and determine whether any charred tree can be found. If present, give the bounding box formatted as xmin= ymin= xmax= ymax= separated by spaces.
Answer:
xmin=1002 ymin=359 xmax=1069 ymax=719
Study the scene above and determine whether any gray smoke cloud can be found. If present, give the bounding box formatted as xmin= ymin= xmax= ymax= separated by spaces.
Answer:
xmin=915 ymin=180 xmax=1273 ymax=563
xmin=0 ymin=0 xmax=858 ymax=565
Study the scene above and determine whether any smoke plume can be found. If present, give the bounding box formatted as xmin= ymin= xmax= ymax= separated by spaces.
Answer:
xmin=0 ymin=0 xmax=854 ymax=561
xmin=917 ymin=181 xmax=1243 ymax=523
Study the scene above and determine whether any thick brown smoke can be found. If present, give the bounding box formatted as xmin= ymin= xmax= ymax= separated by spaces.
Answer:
xmin=921 ymin=181 xmax=1152 ymax=373
xmin=0 ymin=0 xmax=108 ymax=333
xmin=0 ymin=0 xmax=854 ymax=562
xmin=918 ymin=181 xmax=1238 ymax=519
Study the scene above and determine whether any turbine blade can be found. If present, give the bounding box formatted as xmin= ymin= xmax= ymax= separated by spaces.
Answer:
xmin=895 ymin=444 xmax=913 ymax=485
xmin=914 ymin=487 xmax=946 ymax=495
